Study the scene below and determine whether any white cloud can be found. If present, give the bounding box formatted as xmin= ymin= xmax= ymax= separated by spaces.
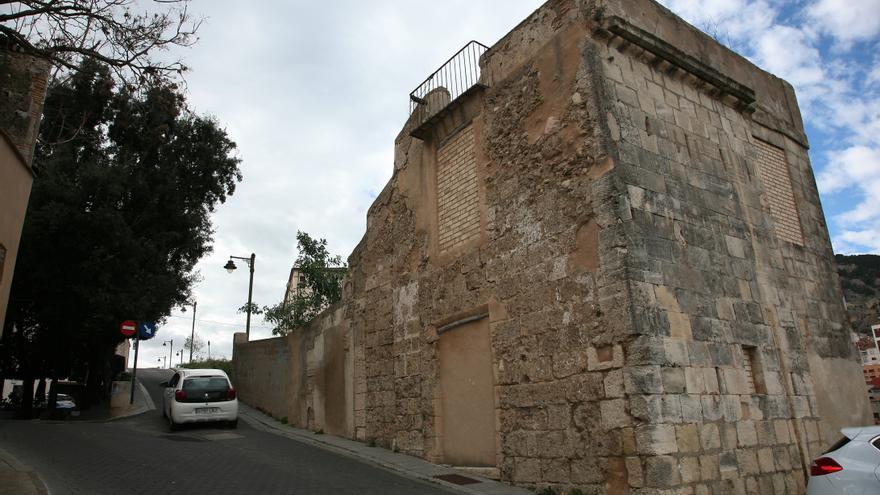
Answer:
xmin=838 ymin=222 xmax=880 ymax=254
xmin=806 ymin=0 xmax=880 ymax=44
xmin=753 ymin=25 xmax=825 ymax=86
xmin=817 ymin=146 xmax=880 ymax=194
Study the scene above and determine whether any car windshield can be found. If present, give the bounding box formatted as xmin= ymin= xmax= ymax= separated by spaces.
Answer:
xmin=182 ymin=377 xmax=228 ymax=393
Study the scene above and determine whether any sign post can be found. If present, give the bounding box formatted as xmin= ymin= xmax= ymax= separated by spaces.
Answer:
xmin=120 ymin=320 xmax=139 ymax=404
xmin=121 ymin=320 xmax=157 ymax=405
xmin=130 ymin=332 xmax=139 ymax=404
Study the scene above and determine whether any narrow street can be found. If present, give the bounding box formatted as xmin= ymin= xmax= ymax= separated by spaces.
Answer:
xmin=0 ymin=369 xmax=457 ymax=495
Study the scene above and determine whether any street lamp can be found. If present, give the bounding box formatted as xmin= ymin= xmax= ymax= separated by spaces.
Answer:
xmin=182 ymin=300 xmax=197 ymax=363
xmin=224 ymin=253 xmax=256 ymax=341
xmin=176 ymin=350 xmax=183 ymax=365
xmin=207 ymin=340 xmax=211 ymax=360
xmin=162 ymin=339 xmax=173 ymax=369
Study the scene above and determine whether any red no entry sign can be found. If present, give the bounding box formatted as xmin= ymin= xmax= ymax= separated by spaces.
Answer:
xmin=120 ymin=320 xmax=137 ymax=337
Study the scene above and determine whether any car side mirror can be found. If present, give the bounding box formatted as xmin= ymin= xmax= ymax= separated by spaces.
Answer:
xmin=158 ymin=381 xmax=168 ymax=388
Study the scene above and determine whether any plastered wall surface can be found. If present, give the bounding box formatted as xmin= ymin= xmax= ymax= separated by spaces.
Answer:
xmin=233 ymin=0 xmax=869 ymax=492
xmin=0 ymin=47 xmax=49 ymax=337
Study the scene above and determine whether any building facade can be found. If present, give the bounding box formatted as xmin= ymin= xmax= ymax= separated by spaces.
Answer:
xmin=234 ymin=0 xmax=872 ymax=492
xmin=0 ymin=44 xmax=50 ymax=336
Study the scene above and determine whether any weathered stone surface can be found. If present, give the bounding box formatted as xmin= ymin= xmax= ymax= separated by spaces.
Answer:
xmin=230 ymin=0 xmax=871 ymax=492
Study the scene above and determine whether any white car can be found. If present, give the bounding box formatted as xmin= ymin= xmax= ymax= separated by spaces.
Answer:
xmin=161 ymin=369 xmax=238 ymax=430
xmin=55 ymin=393 xmax=76 ymax=410
xmin=807 ymin=426 xmax=880 ymax=495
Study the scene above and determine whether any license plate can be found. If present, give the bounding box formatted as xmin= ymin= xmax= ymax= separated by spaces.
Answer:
xmin=195 ymin=407 xmax=219 ymax=414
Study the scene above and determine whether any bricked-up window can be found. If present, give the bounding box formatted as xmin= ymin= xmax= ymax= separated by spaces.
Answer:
xmin=753 ymin=139 xmax=805 ymax=245
xmin=743 ymin=346 xmax=766 ymax=395
xmin=437 ymin=124 xmax=480 ymax=253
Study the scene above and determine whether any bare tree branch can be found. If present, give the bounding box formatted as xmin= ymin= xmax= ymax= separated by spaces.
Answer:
xmin=1 ymin=0 xmax=200 ymax=83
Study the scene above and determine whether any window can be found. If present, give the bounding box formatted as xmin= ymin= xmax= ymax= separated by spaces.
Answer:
xmin=169 ymin=373 xmax=180 ymax=387
xmin=743 ymin=346 xmax=766 ymax=394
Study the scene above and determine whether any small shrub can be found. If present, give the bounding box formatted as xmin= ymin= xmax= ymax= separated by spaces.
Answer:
xmin=280 ymin=417 xmax=288 ymax=424
xmin=367 ymin=438 xmax=377 ymax=447
xmin=536 ymin=487 xmax=557 ymax=495
xmin=315 ymin=428 xmax=324 ymax=435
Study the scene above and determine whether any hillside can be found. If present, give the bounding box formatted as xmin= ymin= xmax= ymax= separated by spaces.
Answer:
xmin=836 ymin=254 xmax=880 ymax=336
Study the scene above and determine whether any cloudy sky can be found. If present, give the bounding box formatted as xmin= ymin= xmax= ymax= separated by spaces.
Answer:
xmin=131 ymin=0 xmax=880 ymax=367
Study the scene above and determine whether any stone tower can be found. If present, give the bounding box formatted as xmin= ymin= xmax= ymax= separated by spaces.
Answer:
xmin=234 ymin=0 xmax=871 ymax=492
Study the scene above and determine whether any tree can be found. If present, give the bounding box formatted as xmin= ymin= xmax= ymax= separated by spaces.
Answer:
xmin=247 ymin=232 xmax=347 ymax=336
xmin=0 ymin=59 xmax=241 ymax=411
xmin=183 ymin=335 xmax=205 ymax=359
xmin=0 ymin=0 xmax=200 ymax=81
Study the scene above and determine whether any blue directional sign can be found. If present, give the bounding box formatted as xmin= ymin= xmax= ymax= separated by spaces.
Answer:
xmin=138 ymin=321 xmax=158 ymax=340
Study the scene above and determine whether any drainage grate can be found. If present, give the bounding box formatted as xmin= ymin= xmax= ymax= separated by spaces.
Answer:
xmin=433 ymin=474 xmax=480 ymax=485
xmin=160 ymin=435 xmax=205 ymax=442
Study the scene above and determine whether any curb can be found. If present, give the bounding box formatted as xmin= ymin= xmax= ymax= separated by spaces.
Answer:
xmin=0 ymin=445 xmax=50 ymax=495
xmin=106 ymin=380 xmax=156 ymax=421
xmin=237 ymin=404 xmax=529 ymax=495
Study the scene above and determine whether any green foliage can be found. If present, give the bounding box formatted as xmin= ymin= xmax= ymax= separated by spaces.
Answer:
xmin=246 ymin=231 xmax=346 ymax=336
xmin=180 ymin=358 xmax=234 ymax=382
xmin=0 ymin=60 xmax=241 ymax=393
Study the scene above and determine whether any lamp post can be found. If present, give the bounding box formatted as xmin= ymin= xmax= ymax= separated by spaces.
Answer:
xmin=224 ymin=253 xmax=256 ymax=341
xmin=182 ymin=301 xmax=197 ymax=363
xmin=157 ymin=358 xmax=162 ymax=369
xmin=207 ymin=340 xmax=211 ymax=360
xmin=162 ymin=339 xmax=173 ymax=369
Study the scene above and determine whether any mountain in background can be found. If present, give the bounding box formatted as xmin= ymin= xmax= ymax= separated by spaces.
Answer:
xmin=836 ymin=254 xmax=880 ymax=336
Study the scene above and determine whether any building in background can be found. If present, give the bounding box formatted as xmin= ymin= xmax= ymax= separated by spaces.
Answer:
xmin=857 ymin=334 xmax=880 ymax=365
xmin=858 ymin=327 xmax=880 ymax=424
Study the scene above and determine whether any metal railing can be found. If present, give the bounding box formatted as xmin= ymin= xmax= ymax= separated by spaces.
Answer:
xmin=408 ymin=40 xmax=488 ymax=129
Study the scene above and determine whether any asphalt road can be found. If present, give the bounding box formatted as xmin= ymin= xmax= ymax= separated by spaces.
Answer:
xmin=0 ymin=368 xmax=456 ymax=495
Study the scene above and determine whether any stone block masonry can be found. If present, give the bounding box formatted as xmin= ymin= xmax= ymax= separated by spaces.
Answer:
xmin=234 ymin=0 xmax=871 ymax=492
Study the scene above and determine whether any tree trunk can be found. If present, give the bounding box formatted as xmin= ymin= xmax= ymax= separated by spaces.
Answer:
xmin=19 ymin=377 xmax=34 ymax=419
xmin=34 ymin=378 xmax=46 ymax=409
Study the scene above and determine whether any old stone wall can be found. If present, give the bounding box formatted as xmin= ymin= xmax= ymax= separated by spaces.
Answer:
xmin=233 ymin=0 xmax=868 ymax=492
xmin=233 ymin=306 xmax=358 ymax=437
xmin=592 ymin=0 xmax=871 ymax=492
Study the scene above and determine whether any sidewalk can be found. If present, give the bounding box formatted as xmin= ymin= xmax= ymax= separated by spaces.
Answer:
xmin=0 ymin=446 xmax=48 ymax=495
xmin=69 ymin=379 xmax=155 ymax=422
xmin=237 ymin=403 xmax=530 ymax=495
